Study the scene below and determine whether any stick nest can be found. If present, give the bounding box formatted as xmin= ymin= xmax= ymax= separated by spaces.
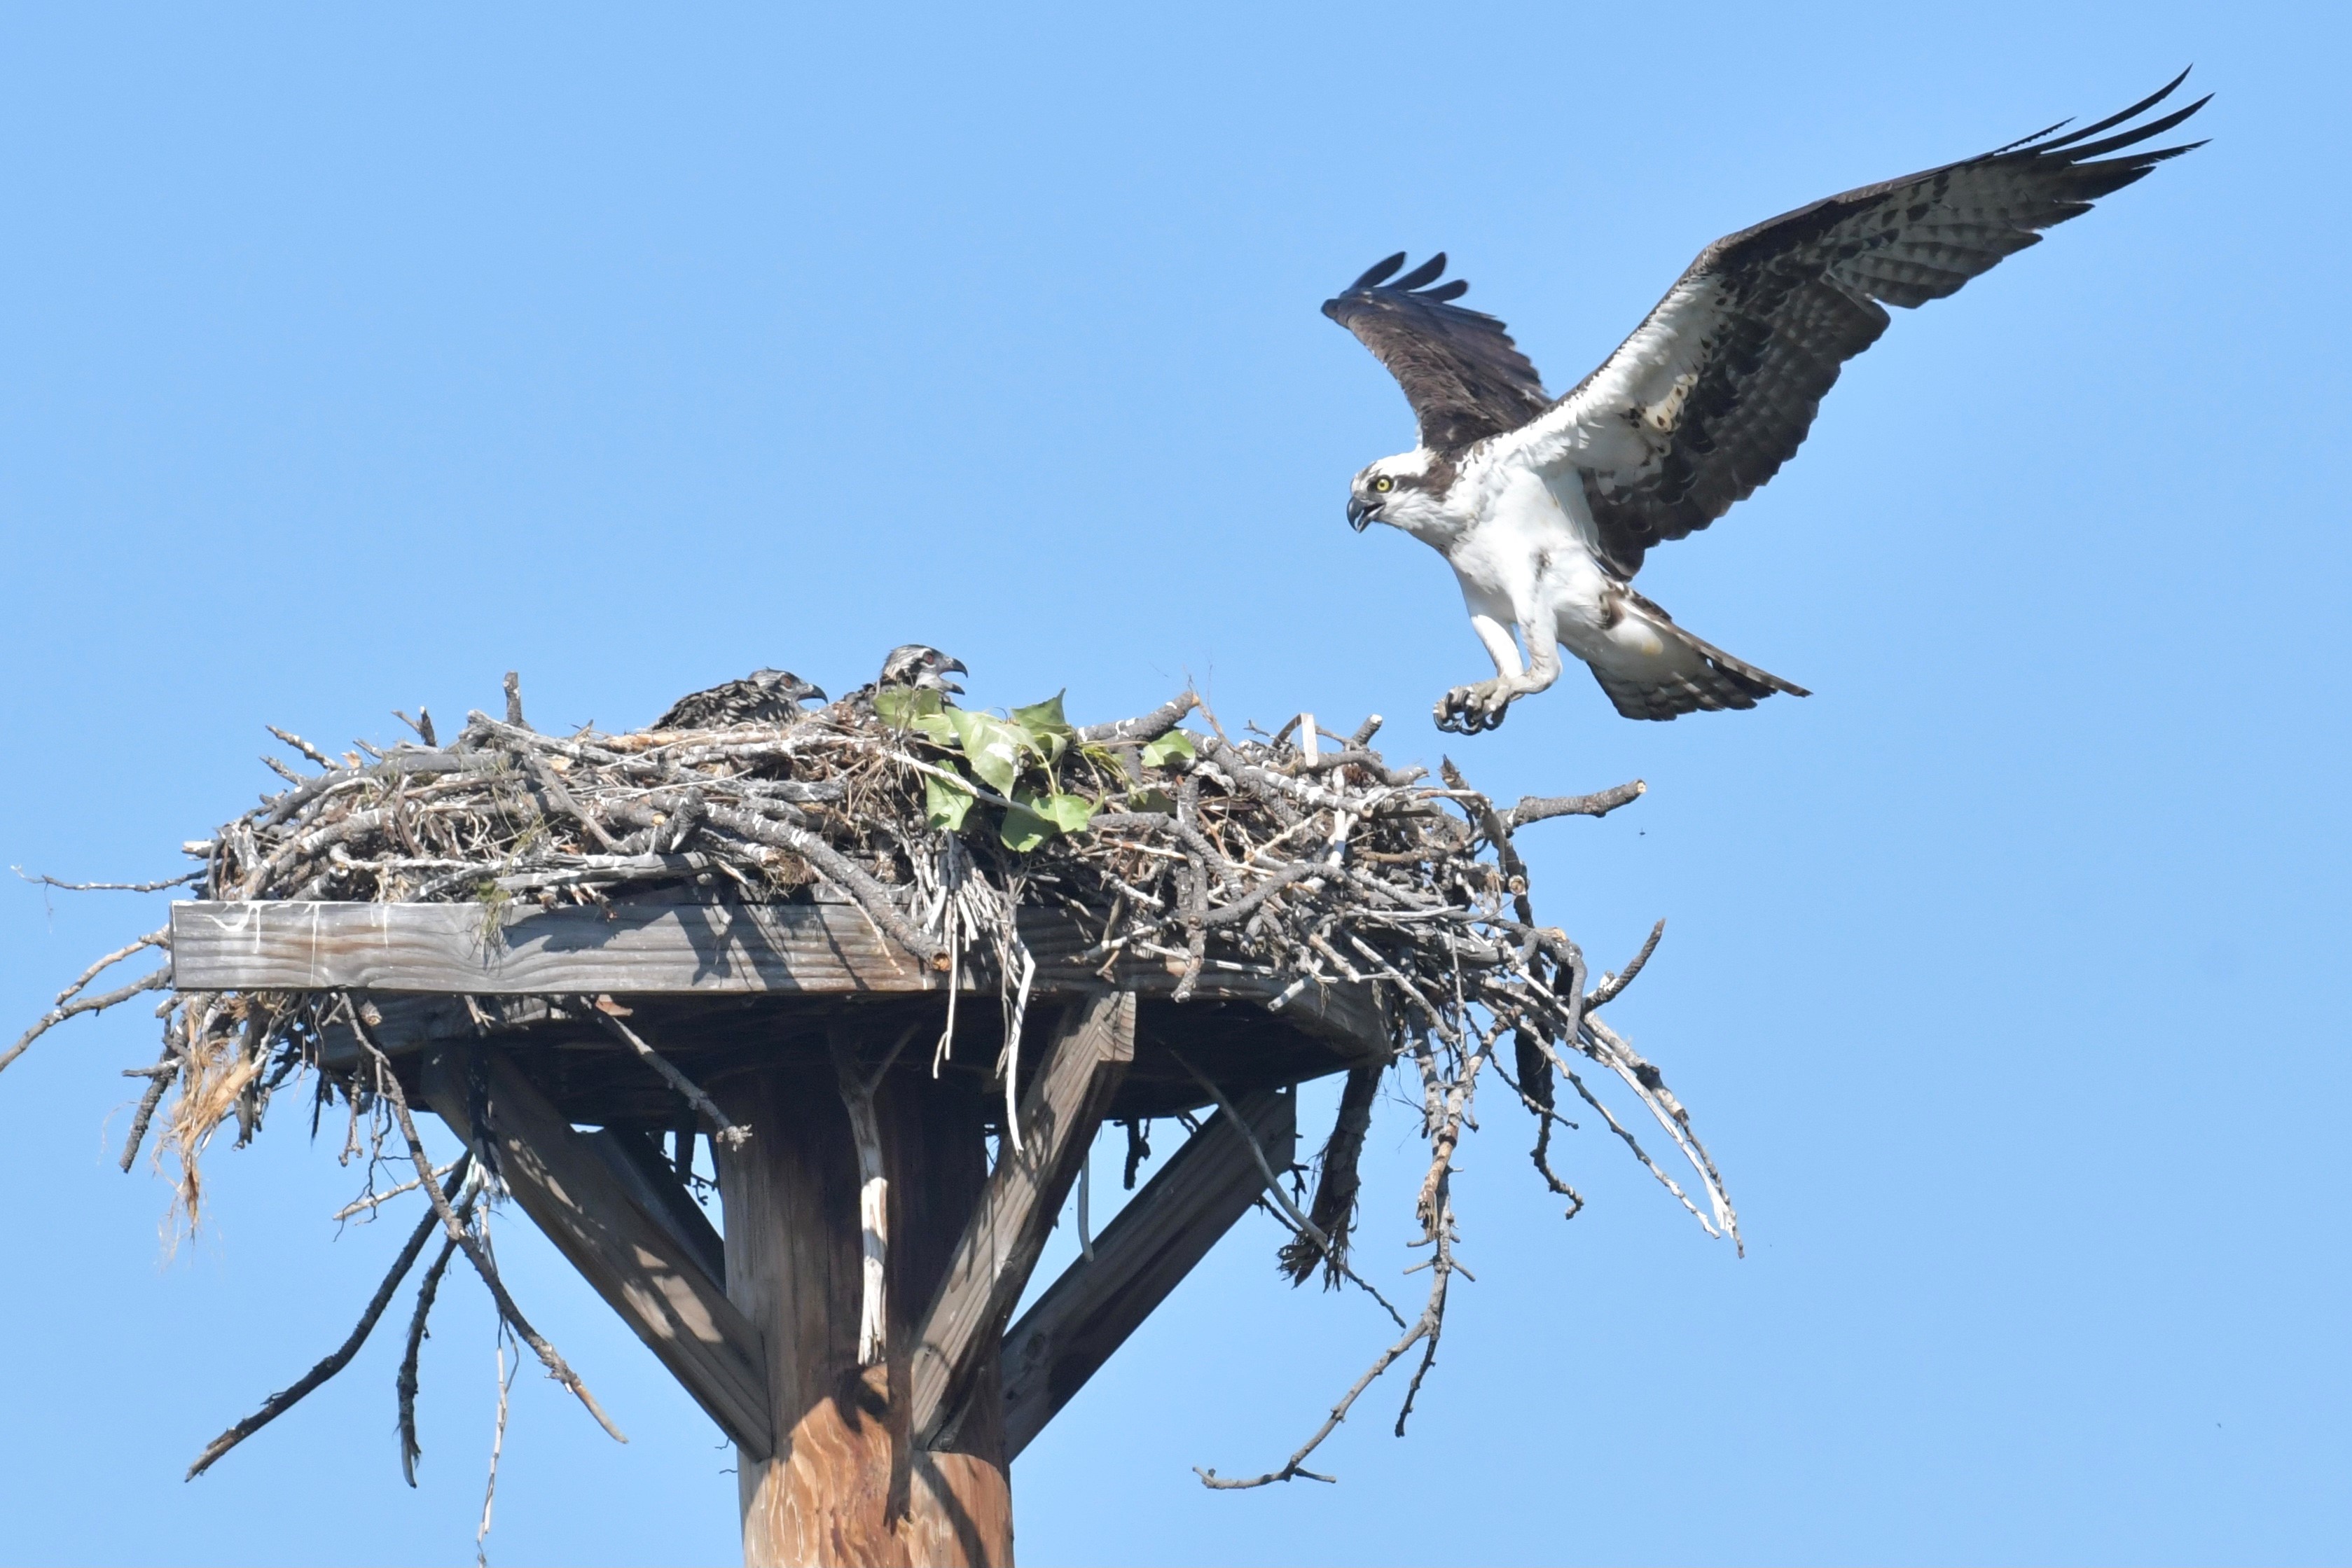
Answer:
xmin=12 ymin=674 xmax=1739 ymax=1494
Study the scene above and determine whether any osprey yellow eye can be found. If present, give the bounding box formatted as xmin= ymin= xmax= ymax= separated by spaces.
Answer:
xmin=1374 ymin=476 xmax=1393 ymax=493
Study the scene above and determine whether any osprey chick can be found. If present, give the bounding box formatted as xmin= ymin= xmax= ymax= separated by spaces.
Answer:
xmin=651 ymin=668 xmax=827 ymax=730
xmin=831 ymin=644 xmax=970 ymax=719
xmin=1328 ymin=73 xmax=2208 ymax=731
xmin=878 ymin=644 xmax=967 ymax=695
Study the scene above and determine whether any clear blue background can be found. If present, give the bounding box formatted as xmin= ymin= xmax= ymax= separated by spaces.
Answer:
xmin=2 ymin=5 xmax=2342 ymax=1564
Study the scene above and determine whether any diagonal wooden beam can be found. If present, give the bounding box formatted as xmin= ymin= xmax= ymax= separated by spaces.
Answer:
xmin=578 ymin=1126 xmax=726 ymax=1289
xmin=999 ymin=1085 xmax=1296 ymax=1459
xmin=908 ymin=990 xmax=1135 ymax=1448
xmin=419 ymin=1044 xmax=774 ymax=1459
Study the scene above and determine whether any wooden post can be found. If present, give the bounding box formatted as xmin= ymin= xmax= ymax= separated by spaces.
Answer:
xmin=717 ymin=992 xmax=1135 ymax=1567
xmin=717 ymin=1042 xmax=1007 ymax=1566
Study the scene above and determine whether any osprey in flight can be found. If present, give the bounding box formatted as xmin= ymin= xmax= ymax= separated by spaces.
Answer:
xmin=1328 ymin=73 xmax=2208 ymax=731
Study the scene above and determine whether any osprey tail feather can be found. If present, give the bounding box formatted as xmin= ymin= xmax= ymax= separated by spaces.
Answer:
xmin=1584 ymin=592 xmax=1809 ymax=721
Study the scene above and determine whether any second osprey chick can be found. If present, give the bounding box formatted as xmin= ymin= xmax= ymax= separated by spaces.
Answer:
xmin=651 ymin=668 xmax=827 ymax=730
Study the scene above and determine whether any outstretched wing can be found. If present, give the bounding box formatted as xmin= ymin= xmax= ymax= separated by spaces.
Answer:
xmin=1322 ymin=252 xmax=1551 ymax=455
xmin=1506 ymin=71 xmax=2208 ymax=575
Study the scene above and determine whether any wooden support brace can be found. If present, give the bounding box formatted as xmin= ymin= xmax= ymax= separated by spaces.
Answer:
xmin=419 ymin=1044 xmax=774 ymax=1459
xmin=999 ymin=1085 xmax=1296 ymax=1459
xmin=908 ymin=990 xmax=1135 ymax=1448
xmin=578 ymin=1125 xmax=726 ymax=1289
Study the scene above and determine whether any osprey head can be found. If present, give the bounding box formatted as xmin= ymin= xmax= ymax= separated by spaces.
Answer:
xmin=746 ymin=668 xmax=828 ymax=707
xmin=1346 ymin=450 xmax=1439 ymax=532
xmin=880 ymin=644 xmax=967 ymax=695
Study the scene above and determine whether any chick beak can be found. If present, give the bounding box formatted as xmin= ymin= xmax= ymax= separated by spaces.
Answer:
xmin=1346 ymin=495 xmax=1372 ymax=532
xmin=799 ymin=684 xmax=828 ymax=706
xmin=936 ymin=657 xmax=967 ymax=695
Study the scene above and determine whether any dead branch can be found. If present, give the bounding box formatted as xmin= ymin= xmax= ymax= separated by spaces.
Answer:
xmin=1586 ymin=919 xmax=1666 ymax=1011
xmin=1502 ymin=779 xmax=1647 ymax=828
xmin=346 ymin=1006 xmax=627 ymax=1444
xmin=15 ymin=868 xmax=203 ymax=894
xmin=589 ymin=1003 xmax=747 ymax=1147
xmin=187 ymin=1154 xmax=473 ymax=1479
xmin=1074 ymin=690 xmax=1198 ymax=744
xmin=1281 ymin=1063 xmax=1380 ymax=1287
xmin=399 ymin=1224 xmax=466 ymax=1485
xmin=2 ymin=964 xmax=170 ymax=1077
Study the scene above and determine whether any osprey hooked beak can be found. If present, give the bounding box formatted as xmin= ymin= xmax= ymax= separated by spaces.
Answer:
xmin=1348 ymin=471 xmax=1397 ymax=532
xmin=881 ymin=643 xmax=969 ymax=695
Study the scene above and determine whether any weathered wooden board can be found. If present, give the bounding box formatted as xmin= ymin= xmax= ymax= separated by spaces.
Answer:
xmin=168 ymin=900 xmax=1386 ymax=1055
xmin=174 ymin=899 xmax=934 ymax=994
xmin=999 ymin=1085 xmax=1295 ymax=1459
xmin=579 ymin=1127 xmax=726 ymax=1289
xmin=910 ymin=991 xmax=1134 ymax=1447
xmin=420 ymin=1044 xmax=773 ymax=1458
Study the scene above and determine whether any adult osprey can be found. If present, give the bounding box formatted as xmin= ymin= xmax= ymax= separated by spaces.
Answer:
xmin=1328 ymin=74 xmax=2208 ymax=731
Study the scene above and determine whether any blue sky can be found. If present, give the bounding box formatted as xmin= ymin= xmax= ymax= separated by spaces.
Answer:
xmin=1 ymin=4 xmax=2344 ymax=1564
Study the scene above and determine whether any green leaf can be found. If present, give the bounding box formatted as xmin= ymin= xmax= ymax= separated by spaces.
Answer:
xmin=1127 ymin=786 xmax=1176 ymax=814
xmin=1009 ymin=691 xmax=1072 ymax=737
xmin=1140 ymin=730 xmax=1196 ymax=768
xmin=873 ymin=686 xmax=946 ymax=728
xmin=1040 ymin=792 xmax=1097 ymax=834
xmin=999 ymin=798 xmax=1056 ymax=852
xmin=947 ymin=709 xmax=1027 ymax=796
xmin=923 ymin=771 xmax=975 ymax=831
xmin=1009 ymin=691 xmax=1072 ymax=765
xmin=909 ymin=712 xmax=957 ymax=746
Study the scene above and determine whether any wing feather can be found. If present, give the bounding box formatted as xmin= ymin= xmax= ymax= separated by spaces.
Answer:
xmin=1321 ymin=254 xmax=1551 ymax=454
xmin=1502 ymin=71 xmax=2208 ymax=574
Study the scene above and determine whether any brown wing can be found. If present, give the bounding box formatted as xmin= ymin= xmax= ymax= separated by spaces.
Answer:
xmin=1519 ymin=71 xmax=2208 ymax=575
xmin=1322 ymin=252 xmax=1551 ymax=455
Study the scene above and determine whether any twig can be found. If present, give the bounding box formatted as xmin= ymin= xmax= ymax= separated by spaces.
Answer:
xmin=1196 ymin=1248 xmax=1447 ymax=1490
xmin=345 ymin=1002 xmax=627 ymax=1444
xmin=15 ymin=868 xmax=203 ymax=894
xmin=1502 ymin=779 xmax=1647 ymax=828
xmin=267 ymin=726 xmax=334 ymax=768
xmin=1170 ymin=1055 xmax=1329 ymax=1256
xmin=186 ymin=1155 xmax=473 ymax=1478
xmin=399 ymin=1221 xmax=467 ymax=1485
xmin=1282 ymin=1063 xmax=1380 ymax=1287
xmin=1586 ymin=919 xmax=1665 ymax=1010
xmin=333 ymin=1160 xmax=464 ymax=1223
xmin=590 ymin=1004 xmax=749 ymax=1148
xmin=2 ymin=965 xmax=170 ymax=1077
xmin=1074 ymin=691 xmax=1198 ymax=744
